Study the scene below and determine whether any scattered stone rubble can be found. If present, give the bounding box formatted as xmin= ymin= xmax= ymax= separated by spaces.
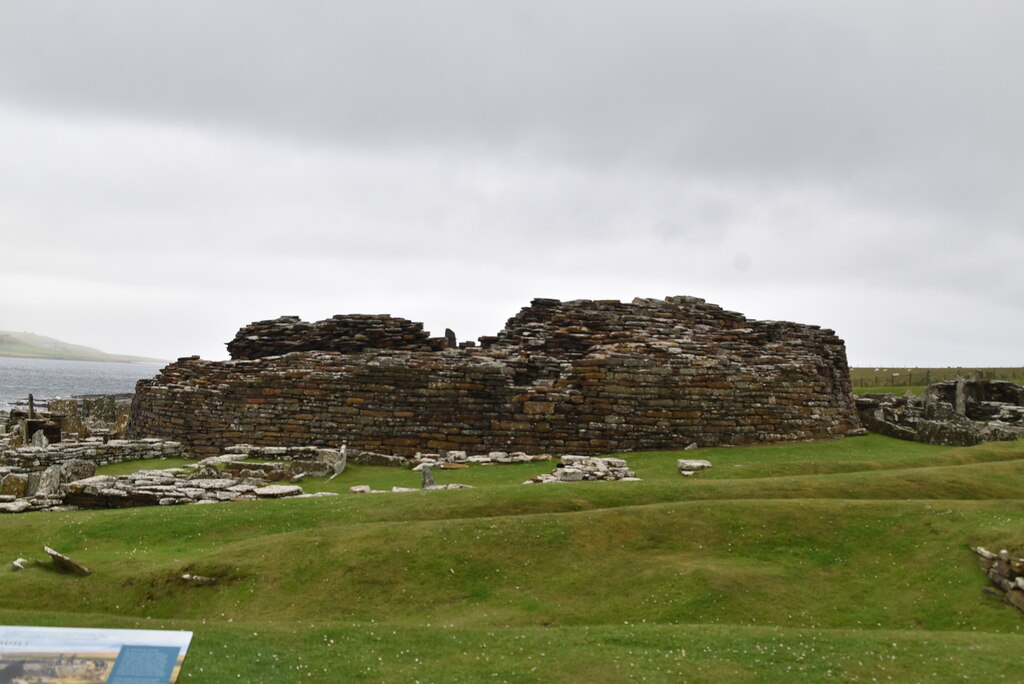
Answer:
xmin=64 ymin=470 xmax=261 ymax=508
xmin=411 ymin=450 xmax=552 ymax=470
xmin=8 ymin=547 xmax=92 ymax=576
xmin=524 ymin=455 xmax=639 ymax=484
xmin=130 ymin=296 xmax=861 ymax=458
xmin=857 ymin=378 xmax=1024 ymax=446
xmin=0 ymin=435 xmax=343 ymax=513
xmin=974 ymin=546 xmax=1024 ymax=614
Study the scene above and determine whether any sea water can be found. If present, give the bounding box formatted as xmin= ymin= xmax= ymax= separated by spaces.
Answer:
xmin=0 ymin=356 xmax=166 ymax=410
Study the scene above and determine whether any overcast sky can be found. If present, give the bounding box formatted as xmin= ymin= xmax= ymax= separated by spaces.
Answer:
xmin=1 ymin=1 xmax=1021 ymax=366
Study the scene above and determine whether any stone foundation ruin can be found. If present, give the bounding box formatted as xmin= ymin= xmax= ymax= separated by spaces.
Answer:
xmin=856 ymin=378 xmax=1024 ymax=446
xmin=128 ymin=296 xmax=860 ymax=457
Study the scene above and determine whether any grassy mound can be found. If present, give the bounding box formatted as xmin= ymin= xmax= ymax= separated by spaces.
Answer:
xmin=3 ymin=434 xmax=1023 ymax=681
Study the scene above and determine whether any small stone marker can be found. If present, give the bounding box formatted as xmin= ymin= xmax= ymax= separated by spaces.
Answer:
xmin=327 ymin=450 xmax=348 ymax=482
xmin=421 ymin=466 xmax=436 ymax=489
xmin=10 ymin=558 xmax=28 ymax=571
xmin=44 ymin=546 xmax=91 ymax=576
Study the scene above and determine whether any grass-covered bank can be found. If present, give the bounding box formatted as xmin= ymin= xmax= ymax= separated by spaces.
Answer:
xmin=4 ymin=435 xmax=1024 ymax=681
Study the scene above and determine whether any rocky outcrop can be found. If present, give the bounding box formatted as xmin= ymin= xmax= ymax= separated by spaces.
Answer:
xmin=856 ymin=379 xmax=1024 ymax=446
xmin=130 ymin=296 xmax=860 ymax=457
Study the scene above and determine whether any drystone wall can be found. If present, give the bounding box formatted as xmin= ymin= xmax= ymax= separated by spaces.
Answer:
xmin=129 ymin=296 xmax=860 ymax=457
xmin=1 ymin=439 xmax=186 ymax=473
xmin=227 ymin=314 xmax=450 ymax=360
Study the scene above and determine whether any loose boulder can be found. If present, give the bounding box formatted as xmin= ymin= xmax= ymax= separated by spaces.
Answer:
xmin=677 ymin=459 xmax=713 ymax=476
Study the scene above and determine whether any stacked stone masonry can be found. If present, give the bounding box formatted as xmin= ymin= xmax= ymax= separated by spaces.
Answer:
xmin=129 ymin=296 xmax=861 ymax=457
xmin=1 ymin=439 xmax=185 ymax=472
xmin=227 ymin=314 xmax=449 ymax=360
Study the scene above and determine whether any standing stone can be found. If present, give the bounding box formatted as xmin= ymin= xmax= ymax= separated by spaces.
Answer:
xmin=36 ymin=465 xmax=64 ymax=497
xmin=421 ymin=466 xmax=436 ymax=489
xmin=327 ymin=452 xmax=348 ymax=481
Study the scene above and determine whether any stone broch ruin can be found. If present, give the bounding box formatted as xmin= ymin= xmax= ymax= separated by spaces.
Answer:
xmin=128 ymin=296 xmax=861 ymax=456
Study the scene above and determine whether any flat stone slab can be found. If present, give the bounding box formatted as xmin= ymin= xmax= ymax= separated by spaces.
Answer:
xmin=254 ymin=484 xmax=303 ymax=498
xmin=0 ymin=501 xmax=31 ymax=513
xmin=677 ymin=459 xmax=713 ymax=476
xmin=44 ymin=546 xmax=91 ymax=576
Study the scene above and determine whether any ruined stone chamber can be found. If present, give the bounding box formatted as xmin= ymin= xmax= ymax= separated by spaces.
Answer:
xmin=128 ymin=297 xmax=861 ymax=457
xmin=856 ymin=378 xmax=1024 ymax=446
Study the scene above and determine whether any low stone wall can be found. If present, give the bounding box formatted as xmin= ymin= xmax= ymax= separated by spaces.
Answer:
xmin=130 ymin=296 xmax=860 ymax=457
xmin=219 ymin=444 xmax=346 ymax=478
xmin=0 ymin=438 xmax=186 ymax=472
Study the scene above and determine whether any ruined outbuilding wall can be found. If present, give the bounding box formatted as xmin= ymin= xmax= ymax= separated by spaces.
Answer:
xmin=128 ymin=297 xmax=860 ymax=457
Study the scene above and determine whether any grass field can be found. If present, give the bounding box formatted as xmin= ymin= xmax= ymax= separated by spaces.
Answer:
xmin=850 ymin=366 xmax=1024 ymax=395
xmin=4 ymin=435 xmax=1024 ymax=681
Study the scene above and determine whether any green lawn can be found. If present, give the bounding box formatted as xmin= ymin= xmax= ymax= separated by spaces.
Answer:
xmin=6 ymin=435 xmax=1024 ymax=682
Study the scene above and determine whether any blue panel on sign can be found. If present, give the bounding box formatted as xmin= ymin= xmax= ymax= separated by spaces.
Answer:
xmin=107 ymin=645 xmax=181 ymax=684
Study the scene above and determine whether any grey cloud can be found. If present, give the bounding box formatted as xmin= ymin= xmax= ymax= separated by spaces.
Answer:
xmin=4 ymin=2 xmax=1021 ymax=172
xmin=0 ymin=2 xmax=1021 ymax=364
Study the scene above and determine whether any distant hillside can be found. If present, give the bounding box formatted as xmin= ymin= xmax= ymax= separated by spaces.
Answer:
xmin=0 ymin=331 xmax=166 ymax=363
